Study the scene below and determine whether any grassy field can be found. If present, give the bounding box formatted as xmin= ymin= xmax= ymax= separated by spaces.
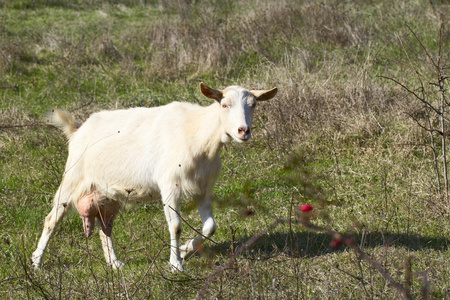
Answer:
xmin=0 ymin=0 xmax=449 ymax=298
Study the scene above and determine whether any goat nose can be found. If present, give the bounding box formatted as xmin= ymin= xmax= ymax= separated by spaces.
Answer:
xmin=238 ymin=127 xmax=250 ymax=135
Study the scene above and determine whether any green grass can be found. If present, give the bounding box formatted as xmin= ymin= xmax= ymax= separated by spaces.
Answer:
xmin=1 ymin=0 xmax=450 ymax=298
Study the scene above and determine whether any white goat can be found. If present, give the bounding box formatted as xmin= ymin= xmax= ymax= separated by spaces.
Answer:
xmin=31 ymin=82 xmax=277 ymax=271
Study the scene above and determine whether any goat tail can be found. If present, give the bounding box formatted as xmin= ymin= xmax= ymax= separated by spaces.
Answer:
xmin=47 ymin=108 xmax=81 ymax=140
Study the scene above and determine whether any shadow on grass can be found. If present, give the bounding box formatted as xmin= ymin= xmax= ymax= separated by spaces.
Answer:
xmin=209 ymin=230 xmax=449 ymax=260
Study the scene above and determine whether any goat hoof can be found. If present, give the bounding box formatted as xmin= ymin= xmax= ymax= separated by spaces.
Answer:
xmin=31 ymin=252 xmax=43 ymax=270
xmin=179 ymin=245 xmax=195 ymax=260
xmin=169 ymin=260 xmax=185 ymax=273
xmin=110 ymin=259 xmax=125 ymax=269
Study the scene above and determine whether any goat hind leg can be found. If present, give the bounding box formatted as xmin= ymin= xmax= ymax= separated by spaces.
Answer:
xmin=32 ymin=189 xmax=70 ymax=269
xmin=97 ymin=200 xmax=123 ymax=269
xmin=98 ymin=222 xmax=124 ymax=269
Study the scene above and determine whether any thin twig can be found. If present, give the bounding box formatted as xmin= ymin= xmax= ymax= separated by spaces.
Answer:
xmin=167 ymin=205 xmax=224 ymax=248
xmin=396 ymin=32 xmax=426 ymax=94
xmin=405 ymin=23 xmax=437 ymax=69
xmin=379 ymin=75 xmax=446 ymax=120
xmin=417 ymin=271 xmax=430 ymax=300
xmin=346 ymin=242 xmax=411 ymax=300
xmin=198 ymin=214 xmax=416 ymax=299
xmin=425 ymin=107 xmax=442 ymax=195
xmin=405 ymin=112 xmax=443 ymax=135
xmin=197 ymin=218 xmax=284 ymax=299
xmin=17 ymin=246 xmax=50 ymax=300
xmin=398 ymin=25 xmax=449 ymax=200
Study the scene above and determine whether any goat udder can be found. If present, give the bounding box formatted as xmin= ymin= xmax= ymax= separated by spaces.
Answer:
xmin=77 ymin=192 xmax=100 ymax=238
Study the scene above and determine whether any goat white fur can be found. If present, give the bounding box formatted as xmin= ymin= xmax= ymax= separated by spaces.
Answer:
xmin=31 ymin=82 xmax=277 ymax=271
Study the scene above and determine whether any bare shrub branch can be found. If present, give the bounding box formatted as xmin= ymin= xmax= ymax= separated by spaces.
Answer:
xmin=384 ymin=24 xmax=449 ymax=205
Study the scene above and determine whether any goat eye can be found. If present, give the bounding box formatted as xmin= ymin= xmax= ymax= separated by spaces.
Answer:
xmin=222 ymin=104 xmax=227 ymax=109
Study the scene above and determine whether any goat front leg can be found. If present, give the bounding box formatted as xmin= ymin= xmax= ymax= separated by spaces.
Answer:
xmin=180 ymin=197 xmax=216 ymax=260
xmin=162 ymin=190 xmax=183 ymax=272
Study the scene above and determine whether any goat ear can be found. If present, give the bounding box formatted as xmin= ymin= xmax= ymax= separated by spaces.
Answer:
xmin=251 ymin=87 xmax=278 ymax=101
xmin=200 ymin=82 xmax=223 ymax=102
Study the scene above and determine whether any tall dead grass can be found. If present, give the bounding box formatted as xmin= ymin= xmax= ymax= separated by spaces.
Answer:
xmin=140 ymin=0 xmax=374 ymax=78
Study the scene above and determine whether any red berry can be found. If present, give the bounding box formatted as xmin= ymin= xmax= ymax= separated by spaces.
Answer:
xmin=330 ymin=238 xmax=342 ymax=248
xmin=300 ymin=204 xmax=313 ymax=212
